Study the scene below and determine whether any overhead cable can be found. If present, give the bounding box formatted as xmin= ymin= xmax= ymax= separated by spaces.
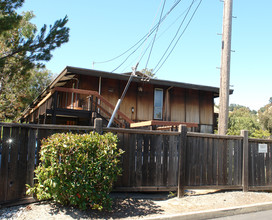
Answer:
xmin=111 ymin=0 xmax=183 ymax=72
xmin=153 ymin=0 xmax=196 ymax=72
xmin=94 ymin=0 xmax=182 ymax=71
xmin=145 ymin=0 xmax=167 ymax=70
xmin=154 ymin=0 xmax=203 ymax=74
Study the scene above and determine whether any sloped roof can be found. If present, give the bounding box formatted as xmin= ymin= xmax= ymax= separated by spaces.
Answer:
xmin=20 ymin=66 xmax=233 ymax=119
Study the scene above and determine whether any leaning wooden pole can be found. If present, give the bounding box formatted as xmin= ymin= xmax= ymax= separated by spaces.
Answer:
xmin=218 ymin=0 xmax=233 ymax=135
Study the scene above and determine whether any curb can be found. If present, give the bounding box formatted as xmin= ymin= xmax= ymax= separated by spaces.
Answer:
xmin=145 ymin=201 xmax=272 ymax=220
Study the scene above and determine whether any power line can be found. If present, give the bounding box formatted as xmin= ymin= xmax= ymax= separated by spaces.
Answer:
xmin=94 ymin=0 xmax=183 ymax=71
xmin=111 ymin=0 xmax=183 ymax=73
xmin=145 ymin=0 xmax=167 ymax=70
xmin=121 ymin=3 xmax=199 ymax=73
xmin=153 ymin=0 xmax=203 ymax=74
xmin=152 ymin=0 xmax=196 ymax=73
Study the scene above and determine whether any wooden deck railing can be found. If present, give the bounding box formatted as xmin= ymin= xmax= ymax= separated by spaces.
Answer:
xmin=54 ymin=87 xmax=134 ymax=127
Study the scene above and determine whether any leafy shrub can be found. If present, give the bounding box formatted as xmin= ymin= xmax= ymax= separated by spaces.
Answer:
xmin=27 ymin=132 xmax=123 ymax=210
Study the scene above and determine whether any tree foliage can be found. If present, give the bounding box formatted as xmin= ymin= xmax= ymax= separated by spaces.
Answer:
xmin=0 ymin=0 xmax=69 ymax=77
xmin=0 ymin=0 xmax=69 ymax=121
xmin=227 ymin=107 xmax=270 ymax=139
xmin=0 ymin=67 xmax=52 ymax=121
xmin=258 ymin=103 xmax=272 ymax=134
xmin=140 ymin=68 xmax=156 ymax=78
xmin=27 ymin=132 xmax=123 ymax=211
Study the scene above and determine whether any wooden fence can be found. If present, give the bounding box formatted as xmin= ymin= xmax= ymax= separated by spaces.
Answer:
xmin=1 ymin=122 xmax=272 ymax=205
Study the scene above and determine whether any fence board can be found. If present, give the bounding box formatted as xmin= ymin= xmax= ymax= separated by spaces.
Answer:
xmin=0 ymin=127 xmax=11 ymax=202
xmin=149 ymin=135 xmax=157 ymax=186
xmin=17 ymin=128 xmax=29 ymax=198
xmin=37 ymin=129 xmax=49 ymax=166
xmin=162 ymin=135 xmax=168 ymax=186
xmin=268 ymin=143 xmax=272 ymax=185
xmin=136 ymin=134 xmax=143 ymax=187
xmin=128 ymin=133 xmax=136 ymax=187
xmin=259 ymin=150 xmax=265 ymax=186
xmin=201 ymin=138 xmax=208 ymax=185
xmin=228 ymin=140 xmax=234 ymax=185
xmin=185 ymin=137 xmax=191 ymax=185
xmin=168 ymin=136 xmax=178 ymax=186
xmin=120 ymin=133 xmax=130 ymax=187
xmin=252 ymin=142 xmax=258 ymax=186
xmin=7 ymin=127 xmax=20 ymax=201
xmin=206 ymin=138 xmax=213 ymax=185
xmin=237 ymin=139 xmax=242 ymax=185
xmin=142 ymin=134 xmax=149 ymax=186
xmin=195 ymin=137 xmax=203 ymax=185
xmin=212 ymin=138 xmax=218 ymax=185
xmin=233 ymin=140 xmax=239 ymax=185
xmin=222 ymin=139 xmax=228 ymax=185
xmin=265 ymin=148 xmax=270 ymax=185
xmin=217 ymin=139 xmax=223 ymax=185
xmin=26 ymin=129 xmax=36 ymax=188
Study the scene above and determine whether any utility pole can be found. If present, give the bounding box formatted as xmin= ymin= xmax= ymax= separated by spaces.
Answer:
xmin=218 ymin=0 xmax=233 ymax=135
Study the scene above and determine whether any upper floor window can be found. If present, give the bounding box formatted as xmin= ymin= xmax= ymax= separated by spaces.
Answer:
xmin=154 ymin=88 xmax=163 ymax=120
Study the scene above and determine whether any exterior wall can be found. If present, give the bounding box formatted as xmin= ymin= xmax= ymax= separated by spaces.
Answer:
xmin=170 ymin=88 xmax=186 ymax=122
xmin=25 ymin=73 xmax=215 ymax=133
xmin=120 ymin=81 xmax=137 ymax=121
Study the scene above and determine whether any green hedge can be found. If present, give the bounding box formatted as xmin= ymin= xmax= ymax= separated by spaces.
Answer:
xmin=27 ymin=132 xmax=123 ymax=210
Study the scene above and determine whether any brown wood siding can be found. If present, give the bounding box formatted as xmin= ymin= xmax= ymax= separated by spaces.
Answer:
xmin=170 ymin=88 xmax=186 ymax=122
xmin=120 ymin=82 xmax=137 ymax=121
xmin=199 ymin=91 xmax=213 ymax=125
xmin=136 ymin=84 xmax=154 ymax=121
xmin=185 ymin=89 xmax=200 ymax=123
xmin=78 ymin=75 xmax=99 ymax=110
xmin=100 ymin=78 xmax=119 ymax=116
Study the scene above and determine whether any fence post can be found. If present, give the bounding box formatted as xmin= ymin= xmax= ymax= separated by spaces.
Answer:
xmin=94 ymin=118 xmax=103 ymax=134
xmin=178 ymin=125 xmax=187 ymax=198
xmin=241 ymin=130 xmax=249 ymax=192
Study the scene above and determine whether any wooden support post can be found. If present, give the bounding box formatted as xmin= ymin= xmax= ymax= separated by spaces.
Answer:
xmin=51 ymin=91 xmax=58 ymax=124
xmin=241 ymin=130 xmax=249 ymax=192
xmin=94 ymin=118 xmax=103 ymax=134
xmin=178 ymin=125 xmax=187 ymax=198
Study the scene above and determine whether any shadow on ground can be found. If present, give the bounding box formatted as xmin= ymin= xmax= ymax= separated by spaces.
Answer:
xmin=45 ymin=197 xmax=164 ymax=219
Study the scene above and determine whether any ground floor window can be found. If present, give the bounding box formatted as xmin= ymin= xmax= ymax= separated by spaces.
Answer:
xmin=154 ymin=88 xmax=163 ymax=119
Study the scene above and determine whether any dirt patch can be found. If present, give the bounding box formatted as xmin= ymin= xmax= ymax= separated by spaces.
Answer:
xmin=1 ymin=190 xmax=272 ymax=219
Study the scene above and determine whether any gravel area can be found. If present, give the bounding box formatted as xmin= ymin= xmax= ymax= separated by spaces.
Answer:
xmin=1 ymin=190 xmax=272 ymax=219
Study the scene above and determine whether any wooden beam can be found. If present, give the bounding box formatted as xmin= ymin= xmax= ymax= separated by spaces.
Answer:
xmin=130 ymin=120 xmax=198 ymax=128
xmin=26 ymin=90 xmax=54 ymax=117
xmin=55 ymin=87 xmax=99 ymax=96
xmin=130 ymin=120 xmax=153 ymax=128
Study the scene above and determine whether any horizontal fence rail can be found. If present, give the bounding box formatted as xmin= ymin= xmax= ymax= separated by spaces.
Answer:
xmin=1 ymin=122 xmax=272 ymax=205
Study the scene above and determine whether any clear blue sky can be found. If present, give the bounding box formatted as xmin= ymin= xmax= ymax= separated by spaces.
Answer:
xmin=19 ymin=0 xmax=272 ymax=111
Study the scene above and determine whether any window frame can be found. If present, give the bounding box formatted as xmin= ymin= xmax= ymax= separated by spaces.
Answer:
xmin=153 ymin=88 xmax=164 ymax=120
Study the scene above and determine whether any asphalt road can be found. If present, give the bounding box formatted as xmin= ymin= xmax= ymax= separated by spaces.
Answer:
xmin=210 ymin=210 xmax=272 ymax=220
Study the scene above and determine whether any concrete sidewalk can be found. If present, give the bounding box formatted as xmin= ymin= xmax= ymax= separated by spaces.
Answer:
xmin=145 ymin=201 xmax=272 ymax=220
